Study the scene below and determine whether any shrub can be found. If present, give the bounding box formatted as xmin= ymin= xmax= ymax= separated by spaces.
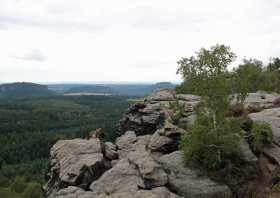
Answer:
xmin=10 ymin=176 xmax=27 ymax=193
xmin=22 ymin=182 xmax=43 ymax=198
xmin=181 ymin=112 xmax=241 ymax=171
xmin=169 ymin=99 xmax=185 ymax=124
xmin=251 ymin=122 xmax=273 ymax=151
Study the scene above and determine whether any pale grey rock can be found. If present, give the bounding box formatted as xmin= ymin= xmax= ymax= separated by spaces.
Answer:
xmin=45 ymin=139 xmax=110 ymax=196
xmin=128 ymin=151 xmax=168 ymax=189
xmin=146 ymin=89 xmax=175 ymax=102
xmin=239 ymin=138 xmax=258 ymax=164
xmin=90 ymin=159 xmax=139 ymax=195
xmin=176 ymin=94 xmax=201 ymax=102
xmin=148 ymin=131 xmax=174 ymax=153
xmin=232 ymin=92 xmax=280 ymax=110
xmin=158 ymin=121 xmax=186 ymax=137
xmin=50 ymin=186 xmax=95 ymax=198
xmin=249 ymin=108 xmax=280 ymax=145
xmin=104 ymin=142 xmax=118 ymax=160
xmin=116 ymin=131 xmax=137 ymax=158
xmin=159 ymin=151 xmax=232 ymax=198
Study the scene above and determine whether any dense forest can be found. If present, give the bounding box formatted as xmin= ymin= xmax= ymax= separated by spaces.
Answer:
xmin=0 ymin=95 xmax=130 ymax=197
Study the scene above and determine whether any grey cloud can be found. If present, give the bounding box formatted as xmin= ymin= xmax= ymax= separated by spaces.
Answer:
xmin=12 ymin=50 xmax=46 ymax=62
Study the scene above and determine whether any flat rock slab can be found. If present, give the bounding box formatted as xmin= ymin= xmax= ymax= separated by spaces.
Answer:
xmin=249 ymin=108 xmax=280 ymax=145
xmin=159 ymin=151 xmax=232 ymax=198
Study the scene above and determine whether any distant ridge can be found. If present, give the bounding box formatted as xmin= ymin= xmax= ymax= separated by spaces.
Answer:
xmin=48 ymin=82 xmax=176 ymax=96
xmin=0 ymin=82 xmax=54 ymax=97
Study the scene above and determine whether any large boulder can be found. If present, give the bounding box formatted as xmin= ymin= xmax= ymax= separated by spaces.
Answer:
xmin=159 ymin=151 xmax=232 ymax=198
xmin=90 ymin=159 xmax=139 ymax=195
xmin=44 ymin=138 xmax=110 ymax=196
xmin=128 ymin=151 xmax=168 ymax=189
xmin=249 ymin=108 xmax=280 ymax=145
xmin=234 ymin=92 xmax=280 ymax=110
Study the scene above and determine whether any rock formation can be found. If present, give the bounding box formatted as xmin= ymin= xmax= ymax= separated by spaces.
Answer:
xmin=45 ymin=89 xmax=280 ymax=197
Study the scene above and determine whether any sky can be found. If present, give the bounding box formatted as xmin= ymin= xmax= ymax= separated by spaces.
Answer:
xmin=0 ymin=0 xmax=279 ymax=83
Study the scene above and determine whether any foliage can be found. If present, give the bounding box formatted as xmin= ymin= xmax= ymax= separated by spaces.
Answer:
xmin=233 ymin=59 xmax=263 ymax=103
xmin=178 ymin=44 xmax=242 ymax=170
xmin=22 ymin=182 xmax=43 ymax=198
xmin=0 ymin=95 xmax=129 ymax=193
xmin=251 ymin=122 xmax=273 ymax=151
xmin=169 ymin=99 xmax=185 ymax=124
xmin=10 ymin=177 xmax=27 ymax=193
xmin=181 ymin=111 xmax=241 ymax=170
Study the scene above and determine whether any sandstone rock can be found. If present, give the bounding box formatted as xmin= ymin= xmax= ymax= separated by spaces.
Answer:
xmin=118 ymin=103 xmax=166 ymax=136
xmin=234 ymin=92 xmax=280 ymax=110
xmin=148 ymin=131 xmax=174 ymax=153
xmin=44 ymin=139 xmax=110 ymax=196
xmin=239 ymin=138 xmax=258 ymax=164
xmin=158 ymin=121 xmax=186 ymax=137
xmin=249 ymin=108 xmax=280 ymax=145
xmin=104 ymin=142 xmax=118 ymax=160
xmin=178 ymin=114 xmax=196 ymax=127
xmin=90 ymin=159 xmax=139 ymax=195
xmin=146 ymin=89 xmax=175 ymax=102
xmin=159 ymin=151 xmax=232 ymax=198
xmin=128 ymin=151 xmax=168 ymax=189
xmin=176 ymin=94 xmax=201 ymax=102
xmin=116 ymin=131 xmax=137 ymax=158
xmin=50 ymin=186 xmax=94 ymax=198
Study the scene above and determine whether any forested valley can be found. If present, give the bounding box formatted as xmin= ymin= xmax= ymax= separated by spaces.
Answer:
xmin=0 ymin=95 xmax=130 ymax=197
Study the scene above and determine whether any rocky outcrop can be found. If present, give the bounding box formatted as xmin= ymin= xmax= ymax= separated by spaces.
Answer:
xmin=44 ymin=138 xmax=111 ymax=196
xmin=45 ymin=89 xmax=280 ymax=198
xmin=159 ymin=151 xmax=232 ymax=198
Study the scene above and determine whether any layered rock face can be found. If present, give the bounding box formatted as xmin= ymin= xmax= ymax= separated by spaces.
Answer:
xmin=45 ymin=89 xmax=280 ymax=198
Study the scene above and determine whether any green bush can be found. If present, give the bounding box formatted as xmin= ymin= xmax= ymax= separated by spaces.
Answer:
xmin=10 ymin=176 xmax=27 ymax=193
xmin=22 ymin=182 xmax=43 ymax=198
xmin=251 ymin=122 xmax=273 ymax=151
xmin=0 ymin=175 xmax=10 ymax=188
xmin=181 ymin=112 xmax=241 ymax=171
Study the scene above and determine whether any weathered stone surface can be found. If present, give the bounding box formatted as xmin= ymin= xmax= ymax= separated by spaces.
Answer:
xmin=104 ymin=142 xmax=118 ymax=160
xmin=158 ymin=121 xmax=186 ymax=137
xmin=146 ymin=89 xmax=175 ymax=102
xmin=234 ymin=92 xmax=280 ymax=110
xmin=176 ymin=94 xmax=201 ymax=102
xmin=128 ymin=151 xmax=168 ymax=189
xmin=249 ymin=108 xmax=280 ymax=145
xmin=239 ymin=138 xmax=258 ymax=164
xmin=263 ymin=143 xmax=280 ymax=165
xmin=148 ymin=131 xmax=174 ymax=153
xmin=49 ymin=186 xmax=94 ymax=198
xmin=44 ymin=139 xmax=110 ymax=196
xmin=116 ymin=131 xmax=137 ymax=158
xmin=159 ymin=151 xmax=232 ymax=198
xmin=90 ymin=159 xmax=139 ymax=195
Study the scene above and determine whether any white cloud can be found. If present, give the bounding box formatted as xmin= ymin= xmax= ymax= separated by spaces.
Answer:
xmin=0 ymin=0 xmax=279 ymax=82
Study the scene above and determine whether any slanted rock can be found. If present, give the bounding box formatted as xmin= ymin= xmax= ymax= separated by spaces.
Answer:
xmin=104 ymin=142 xmax=118 ymax=160
xmin=128 ymin=151 xmax=168 ymax=189
xmin=44 ymin=138 xmax=110 ymax=196
xmin=249 ymin=108 xmax=280 ymax=145
xmin=146 ymin=89 xmax=175 ymax=102
xmin=90 ymin=159 xmax=139 ymax=195
xmin=234 ymin=92 xmax=280 ymax=110
xmin=159 ymin=151 xmax=232 ymax=198
xmin=239 ymin=138 xmax=258 ymax=164
xmin=149 ymin=131 xmax=175 ymax=153
xmin=116 ymin=131 xmax=137 ymax=158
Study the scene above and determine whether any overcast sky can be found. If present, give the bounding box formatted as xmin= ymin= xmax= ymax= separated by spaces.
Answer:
xmin=0 ymin=0 xmax=279 ymax=83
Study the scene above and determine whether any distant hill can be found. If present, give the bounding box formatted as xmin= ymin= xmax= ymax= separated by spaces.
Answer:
xmin=65 ymin=85 xmax=115 ymax=94
xmin=0 ymin=82 xmax=54 ymax=97
xmin=48 ymin=82 xmax=176 ymax=96
xmin=152 ymin=82 xmax=175 ymax=91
